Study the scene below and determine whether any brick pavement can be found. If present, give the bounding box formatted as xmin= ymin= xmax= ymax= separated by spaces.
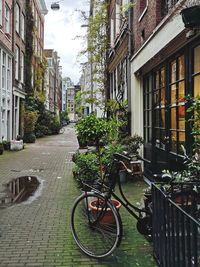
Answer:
xmin=0 ymin=125 xmax=157 ymax=267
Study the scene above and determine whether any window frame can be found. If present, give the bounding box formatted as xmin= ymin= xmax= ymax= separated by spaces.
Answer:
xmin=15 ymin=3 xmax=20 ymax=34
xmin=5 ymin=4 xmax=11 ymax=35
xmin=15 ymin=45 xmax=20 ymax=81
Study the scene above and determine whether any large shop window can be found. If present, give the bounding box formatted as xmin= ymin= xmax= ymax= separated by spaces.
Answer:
xmin=153 ymin=67 xmax=166 ymax=150
xmin=193 ymin=44 xmax=200 ymax=97
xmin=169 ymin=55 xmax=185 ymax=154
xmin=144 ymin=75 xmax=152 ymax=144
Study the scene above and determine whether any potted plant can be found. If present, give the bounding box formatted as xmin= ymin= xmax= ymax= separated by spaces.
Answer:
xmin=120 ymin=134 xmax=144 ymax=159
xmin=2 ymin=140 xmax=10 ymax=151
xmin=0 ymin=143 xmax=4 ymax=155
xmin=89 ymin=198 xmax=121 ymax=224
xmin=181 ymin=5 xmax=200 ymax=29
xmin=102 ymin=143 xmax=126 ymax=182
xmin=75 ymin=113 xmax=119 ymax=180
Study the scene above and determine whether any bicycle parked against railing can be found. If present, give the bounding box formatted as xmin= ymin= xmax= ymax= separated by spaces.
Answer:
xmin=70 ymin=153 xmax=152 ymax=259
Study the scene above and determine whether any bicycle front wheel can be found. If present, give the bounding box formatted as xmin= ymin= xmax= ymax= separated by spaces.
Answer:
xmin=70 ymin=192 xmax=122 ymax=259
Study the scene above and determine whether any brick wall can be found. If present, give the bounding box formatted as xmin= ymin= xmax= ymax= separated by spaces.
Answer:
xmin=0 ymin=0 xmax=13 ymax=52
xmin=132 ymin=0 xmax=163 ymax=53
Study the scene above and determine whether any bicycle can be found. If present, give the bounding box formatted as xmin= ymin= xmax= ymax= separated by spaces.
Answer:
xmin=70 ymin=153 xmax=152 ymax=259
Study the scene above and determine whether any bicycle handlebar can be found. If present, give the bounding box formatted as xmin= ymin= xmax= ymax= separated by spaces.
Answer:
xmin=113 ymin=153 xmax=131 ymax=162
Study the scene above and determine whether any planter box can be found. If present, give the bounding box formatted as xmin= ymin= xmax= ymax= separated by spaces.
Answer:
xmin=10 ymin=140 xmax=23 ymax=151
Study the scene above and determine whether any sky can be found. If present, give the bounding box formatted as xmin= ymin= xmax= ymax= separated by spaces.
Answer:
xmin=44 ymin=0 xmax=89 ymax=84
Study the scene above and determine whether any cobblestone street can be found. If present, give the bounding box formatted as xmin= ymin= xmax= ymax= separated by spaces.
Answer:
xmin=0 ymin=125 xmax=156 ymax=267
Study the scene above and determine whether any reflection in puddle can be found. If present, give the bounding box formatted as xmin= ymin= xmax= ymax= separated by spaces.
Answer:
xmin=0 ymin=176 xmax=43 ymax=206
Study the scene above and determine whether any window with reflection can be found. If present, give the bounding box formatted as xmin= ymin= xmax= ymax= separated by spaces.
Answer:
xmin=193 ymin=44 xmax=200 ymax=97
xmin=153 ymin=67 xmax=166 ymax=150
xmin=169 ymin=55 xmax=185 ymax=154
xmin=143 ymin=75 xmax=152 ymax=143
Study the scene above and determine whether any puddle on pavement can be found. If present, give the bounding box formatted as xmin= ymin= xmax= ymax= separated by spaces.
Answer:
xmin=0 ymin=176 xmax=40 ymax=206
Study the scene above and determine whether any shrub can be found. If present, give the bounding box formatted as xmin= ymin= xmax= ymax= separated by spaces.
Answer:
xmin=23 ymin=133 xmax=36 ymax=143
xmin=49 ymin=118 xmax=60 ymax=134
xmin=120 ymin=134 xmax=144 ymax=156
xmin=73 ymin=152 xmax=99 ymax=188
xmin=24 ymin=111 xmax=38 ymax=134
xmin=35 ymin=125 xmax=49 ymax=138
xmin=102 ymin=143 xmax=124 ymax=171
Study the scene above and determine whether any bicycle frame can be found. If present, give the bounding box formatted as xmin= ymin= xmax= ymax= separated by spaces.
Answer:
xmin=82 ymin=153 xmax=151 ymax=223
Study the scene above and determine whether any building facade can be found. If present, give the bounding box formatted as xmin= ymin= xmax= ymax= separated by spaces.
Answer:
xmin=129 ymin=0 xmax=200 ymax=175
xmin=0 ymin=0 xmax=13 ymax=142
xmin=13 ymin=0 xmax=26 ymax=139
xmin=44 ymin=49 xmax=62 ymax=117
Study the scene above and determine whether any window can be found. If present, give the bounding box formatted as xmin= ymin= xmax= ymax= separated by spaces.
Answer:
xmin=115 ymin=3 xmax=120 ymax=36
xmin=20 ymin=52 xmax=24 ymax=83
xmin=5 ymin=4 xmax=11 ymax=34
xmin=169 ymin=55 xmax=185 ymax=154
xmin=139 ymin=0 xmax=148 ymax=21
xmin=193 ymin=44 xmax=200 ymax=97
xmin=153 ymin=67 xmax=166 ymax=150
xmin=21 ymin=13 xmax=25 ymax=40
xmin=2 ymin=52 xmax=6 ymax=89
xmin=140 ymin=0 xmax=147 ymax=13
xmin=0 ymin=0 xmax=2 ymax=26
xmin=110 ymin=15 xmax=115 ymax=47
xmin=7 ymin=56 xmax=11 ymax=91
xmin=15 ymin=45 xmax=20 ymax=80
xmin=15 ymin=3 xmax=20 ymax=34
xmin=143 ymin=75 xmax=152 ymax=143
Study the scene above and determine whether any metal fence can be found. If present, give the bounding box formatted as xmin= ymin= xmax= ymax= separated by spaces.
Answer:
xmin=152 ymin=183 xmax=200 ymax=267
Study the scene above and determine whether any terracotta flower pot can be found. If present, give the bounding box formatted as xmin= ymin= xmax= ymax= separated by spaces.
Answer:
xmin=89 ymin=199 xmax=121 ymax=224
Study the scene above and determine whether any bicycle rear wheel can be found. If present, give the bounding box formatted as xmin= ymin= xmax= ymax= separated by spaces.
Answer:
xmin=70 ymin=192 xmax=122 ymax=259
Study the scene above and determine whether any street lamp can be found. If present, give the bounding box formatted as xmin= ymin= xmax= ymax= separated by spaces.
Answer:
xmin=51 ymin=1 xmax=63 ymax=10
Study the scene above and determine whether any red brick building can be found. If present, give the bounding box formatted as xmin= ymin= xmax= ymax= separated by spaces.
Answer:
xmin=108 ymin=0 xmax=200 ymax=175
xmin=131 ymin=0 xmax=200 ymax=175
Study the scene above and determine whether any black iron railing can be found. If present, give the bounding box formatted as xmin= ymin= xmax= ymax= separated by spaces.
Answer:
xmin=152 ymin=183 xmax=200 ymax=267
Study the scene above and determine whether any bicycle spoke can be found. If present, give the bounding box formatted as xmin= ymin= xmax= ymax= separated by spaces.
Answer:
xmin=71 ymin=192 xmax=121 ymax=258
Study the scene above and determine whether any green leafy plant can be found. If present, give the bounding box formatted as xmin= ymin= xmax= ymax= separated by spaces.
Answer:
xmin=23 ymin=110 xmax=38 ymax=143
xmin=75 ymin=113 xmax=122 ymax=179
xmin=72 ymin=152 xmax=99 ymax=188
xmin=120 ymin=134 xmax=144 ymax=157
xmin=186 ymin=95 xmax=200 ymax=148
xmin=101 ymin=143 xmax=124 ymax=172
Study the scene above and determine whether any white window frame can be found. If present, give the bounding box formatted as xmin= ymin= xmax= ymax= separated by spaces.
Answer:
xmin=21 ymin=13 xmax=25 ymax=40
xmin=138 ymin=0 xmax=148 ymax=22
xmin=2 ymin=52 xmax=6 ymax=89
xmin=5 ymin=4 xmax=11 ymax=34
xmin=15 ymin=3 xmax=20 ymax=34
xmin=20 ymin=52 xmax=24 ymax=83
xmin=7 ymin=56 xmax=11 ymax=91
xmin=15 ymin=46 xmax=20 ymax=80
xmin=115 ymin=3 xmax=120 ymax=36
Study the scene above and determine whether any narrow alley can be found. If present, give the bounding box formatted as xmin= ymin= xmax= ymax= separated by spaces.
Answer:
xmin=0 ymin=125 xmax=156 ymax=267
